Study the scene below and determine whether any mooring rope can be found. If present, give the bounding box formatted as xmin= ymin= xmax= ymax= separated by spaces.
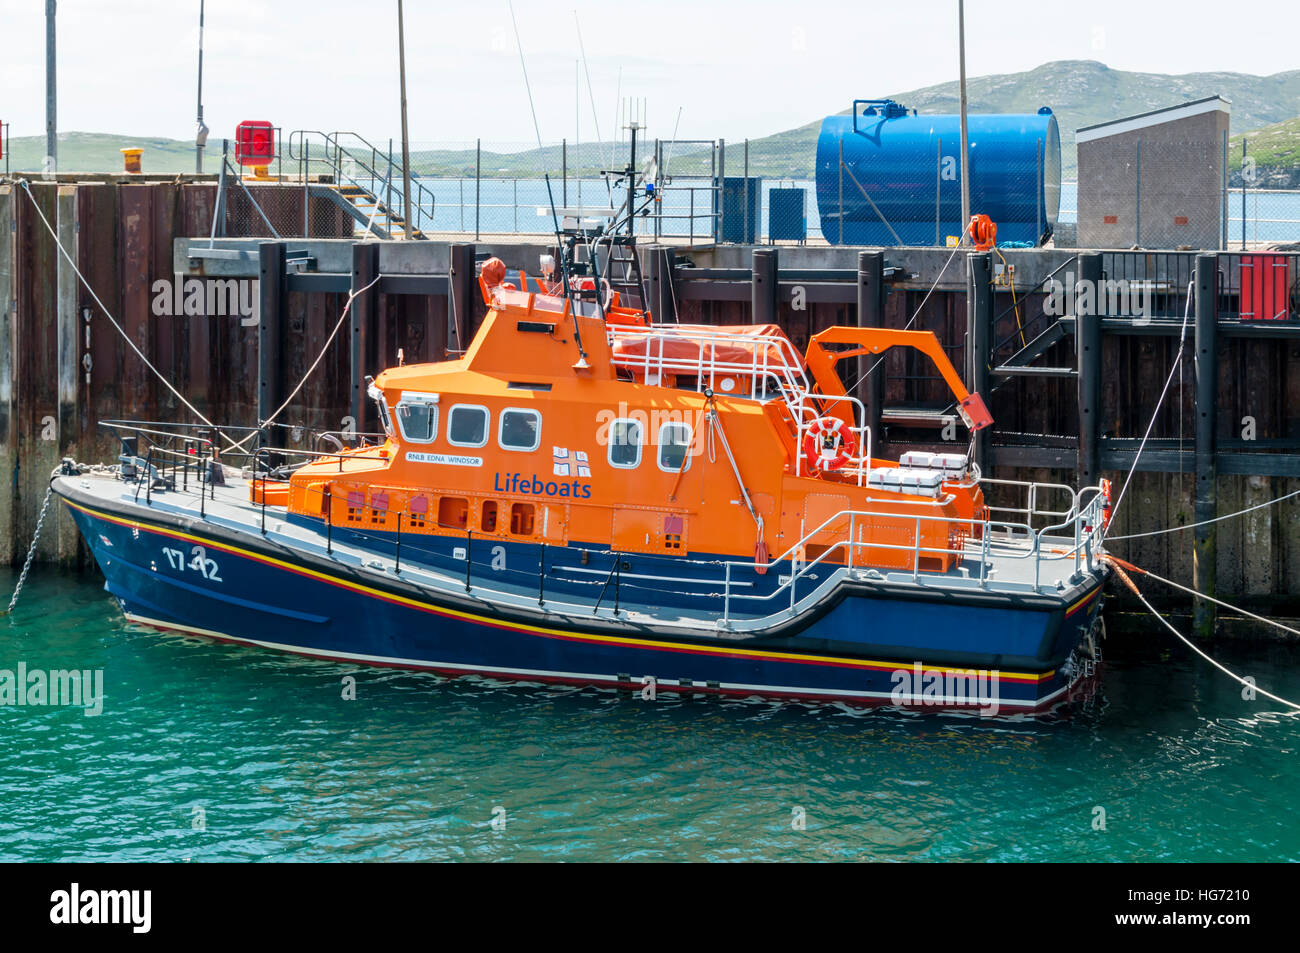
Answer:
xmin=16 ymin=176 xmax=383 ymax=460
xmin=1105 ymin=487 xmax=1300 ymax=542
xmin=15 ymin=179 xmax=239 ymax=452
xmin=1107 ymin=279 xmax=1194 ymax=526
xmin=844 ymin=221 xmax=971 ymax=396
xmin=1108 ymin=554 xmax=1300 ymax=640
xmin=224 ymin=273 xmax=381 ymax=454
xmin=1107 ymin=557 xmax=1300 ymax=712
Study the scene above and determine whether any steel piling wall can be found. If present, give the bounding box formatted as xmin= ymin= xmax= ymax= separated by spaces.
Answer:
xmin=2 ymin=178 xmax=1299 ymax=634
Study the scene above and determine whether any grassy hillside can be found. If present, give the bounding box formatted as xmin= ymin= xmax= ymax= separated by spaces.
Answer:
xmin=1230 ymin=116 xmax=1300 ymax=188
xmin=689 ymin=59 xmax=1300 ymax=181
xmin=6 ymin=131 xmax=199 ymax=174
xmin=8 ymin=61 xmax=1300 ymax=183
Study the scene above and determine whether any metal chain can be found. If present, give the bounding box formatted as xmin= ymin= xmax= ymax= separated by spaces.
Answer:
xmin=6 ymin=485 xmax=54 ymax=614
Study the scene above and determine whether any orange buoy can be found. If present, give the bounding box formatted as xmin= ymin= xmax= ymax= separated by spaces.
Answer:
xmin=969 ymin=214 xmax=997 ymax=251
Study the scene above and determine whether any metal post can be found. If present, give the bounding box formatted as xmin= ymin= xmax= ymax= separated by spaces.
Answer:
xmin=935 ymin=137 xmax=942 ymax=246
xmin=465 ymin=530 xmax=472 ymax=592
xmin=395 ymin=513 xmax=402 ymax=573
xmin=1241 ymin=138 xmax=1248 ymax=250
xmin=397 ymin=0 xmax=414 ymax=240
xmin=324 ymin=486 xmax=332 ymax=555
xmin=45 ymin=0 xmax=57 ymax=172
xmin=857 ymin=251 xmax=885 ymax=452
xmin=350 ymin=242 xmax=380 ymax=433
xmin=655 ymin=246 xmax=676 ymax=323
xmin=257 ymin=242 xmax=286 ymax=439
xmin=966 ymin=252 xmax=993 ymax=468
xmin=475 ymin=139 xmax=481 ymax=242
xmin=957 ymin=0 xmax=971 ymax=238
xmin=1036 ymin=138 xmax=1043 ymax=245
xmin=302 ymin=141 xmax=310 ymax=237
xmin=195 ymin=0 xmax=206 ymax=175
xmin=1193 ymin=253 xmax=1218 ymax=638
xmin=538 ymin=541 xmax=546 ymax=606
xmin=743 ymin=139 xmax=750 ymax=244
xmin=1135 ymin=139 xmax=1142 ymax=247
xmin=448 ymin=242 xmax=475 ymax=354
xmin=1077 ymin=252 xmax=1102 ymax=485
xmin=562 ymin=138 xmax=567 ymax=208
xmin=838 ymin=139 xmax=845 ymax=245
xmin=751 ymin=248 xmax=777 ymax=324
xmin=716 ymin=138 xmax=725 ymax=243
xmin=1221 ymin=129 xmax=1228 ymax=251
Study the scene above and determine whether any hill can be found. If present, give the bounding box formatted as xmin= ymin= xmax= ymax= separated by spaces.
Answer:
xmin=6 ymin=131 xmax=199 ymax=174
xmin=8 ymin=61 xmax=1300 ymax=183
xmin=1230 ymin=116 xmax=1300 ymax=188
xmin=680 ymin=59 xmax=1300 ymax=181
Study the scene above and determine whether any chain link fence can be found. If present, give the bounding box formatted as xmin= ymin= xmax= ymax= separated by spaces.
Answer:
xmin=203 ymin=130 xmax=1300 ymax=250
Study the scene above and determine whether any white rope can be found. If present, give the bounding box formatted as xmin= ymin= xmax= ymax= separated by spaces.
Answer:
xmin=17 ymin=179 xmax=238 ymax=452
xmin=1105 ymin=487 xmax=1300 ymax=541
xmin=844 ymin=223 xmax=969 ymax=395
xmin=1112 ymin=563 xmax=1300 ymax=712
xmin=1108 ymin=279 xmax=1194 ymax=523
xmin=1121 ymin=561 xmax=1300 ymax=640
xmin=20 ymin=177 xmax=380 ymax=460
xmin=225 ymin=273 xmax=381 ymax=453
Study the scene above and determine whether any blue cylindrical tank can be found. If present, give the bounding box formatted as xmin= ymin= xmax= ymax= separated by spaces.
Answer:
xmin=815 ymin=100 xmax=1060 ymax=246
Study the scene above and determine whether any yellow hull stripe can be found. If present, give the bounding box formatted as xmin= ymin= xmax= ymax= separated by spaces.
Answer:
xmin=63 ymin=496 xmax=1056 ymax=684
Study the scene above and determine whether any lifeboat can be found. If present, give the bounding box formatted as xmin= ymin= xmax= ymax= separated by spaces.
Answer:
xmin=51 ymin=216 xmax=1109 ymax=715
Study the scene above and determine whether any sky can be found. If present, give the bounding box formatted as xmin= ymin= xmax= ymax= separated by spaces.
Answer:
xmin=3 ymin=0 xmax=1299 ymax=146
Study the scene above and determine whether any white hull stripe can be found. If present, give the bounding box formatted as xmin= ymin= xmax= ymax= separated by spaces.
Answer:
xmin=122 ymin=611 xmax=1075 ymax=711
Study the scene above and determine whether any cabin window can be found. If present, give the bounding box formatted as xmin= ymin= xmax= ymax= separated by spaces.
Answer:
xmin=510 ymin=502 xmax=536 ymax=536
xmin=657 ymin=422 xmax=693 ymax=473
xmin=481 ymin=501 xmax=499 ymax=533
xmin=448 ymin=404 xmax=490 ymax=448
xmin=396 ymin=400 xmax=438 ymax=444
xmin=499 ymin=408 xmax=542 ymax=452
xmin=438 ymin=497 xmax=469 ymax=530
xmin=408 ymin=495 xmax=428 ymax=529
xmin=346 ymin=490 xmax=365 ymax=523
xmin=370 ymin=491 xmax=390 ymax=525
xmin=607 ymin=418 xmax=643 ymax=469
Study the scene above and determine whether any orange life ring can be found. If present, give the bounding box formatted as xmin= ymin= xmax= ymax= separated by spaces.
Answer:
xmin=803 ymin=416 xmax=856 ymax=473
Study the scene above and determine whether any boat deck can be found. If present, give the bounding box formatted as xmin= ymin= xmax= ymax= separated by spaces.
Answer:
xmin=59 ymin=468 xmax=1103 ymax=635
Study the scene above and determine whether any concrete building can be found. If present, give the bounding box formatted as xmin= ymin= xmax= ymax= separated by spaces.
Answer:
xmin=1076 ymin=96 xmax=1230 ymax=250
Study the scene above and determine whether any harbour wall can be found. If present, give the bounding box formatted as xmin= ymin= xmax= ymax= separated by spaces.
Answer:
xmin=3 ymin=176 xmax=1298 ymax=636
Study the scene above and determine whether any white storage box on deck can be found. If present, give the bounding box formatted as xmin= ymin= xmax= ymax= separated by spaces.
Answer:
xmin=898 ymin=450 xmax=968 ymax=480
xmin=866 ymin=467 xmax=944 ymax=497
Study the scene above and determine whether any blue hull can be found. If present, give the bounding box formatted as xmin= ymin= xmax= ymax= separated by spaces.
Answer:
xmin=59 ymin=482 xmax=1106 ymax=715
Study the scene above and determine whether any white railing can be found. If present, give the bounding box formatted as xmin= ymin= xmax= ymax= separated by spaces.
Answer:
xmin=606 ymin=323 xmax=812 ymax=402
xmin=718 ymin=482 xmax=1108 ymax=626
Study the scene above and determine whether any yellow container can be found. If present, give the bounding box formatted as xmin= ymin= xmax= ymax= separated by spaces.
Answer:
xmin=121 ymin=148 xmax=143 ymax=174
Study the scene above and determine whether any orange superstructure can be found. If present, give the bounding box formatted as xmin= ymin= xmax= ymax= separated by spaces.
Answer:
xmin=283 ymin=259 xmax=993 ymax=574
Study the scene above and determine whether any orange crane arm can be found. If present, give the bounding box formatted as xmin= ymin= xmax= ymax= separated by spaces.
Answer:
xmin=804 ymin=326 xmax=993 ymax=431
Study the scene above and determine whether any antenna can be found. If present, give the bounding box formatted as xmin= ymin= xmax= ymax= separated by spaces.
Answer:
xmin=573 ymin=13 xmax=605 ymax=160
xmin=508 ymin=1 xmax=589 ymax=368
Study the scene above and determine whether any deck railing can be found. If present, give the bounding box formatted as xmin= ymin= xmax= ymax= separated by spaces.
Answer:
xmin=98 ymin=420 xmax=1106 ymax=629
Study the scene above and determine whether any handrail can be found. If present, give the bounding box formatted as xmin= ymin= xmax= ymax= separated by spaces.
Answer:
xmin=289 ymin=129 xmax=437 ymax=237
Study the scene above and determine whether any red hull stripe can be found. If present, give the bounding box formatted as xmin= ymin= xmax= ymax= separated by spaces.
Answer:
xmin=66 ymin=497 xmax=1056 ymax=685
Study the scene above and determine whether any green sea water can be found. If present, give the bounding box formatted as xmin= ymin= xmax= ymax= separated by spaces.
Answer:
xmin=1 ymin=568 xmax=1297 ymax=862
